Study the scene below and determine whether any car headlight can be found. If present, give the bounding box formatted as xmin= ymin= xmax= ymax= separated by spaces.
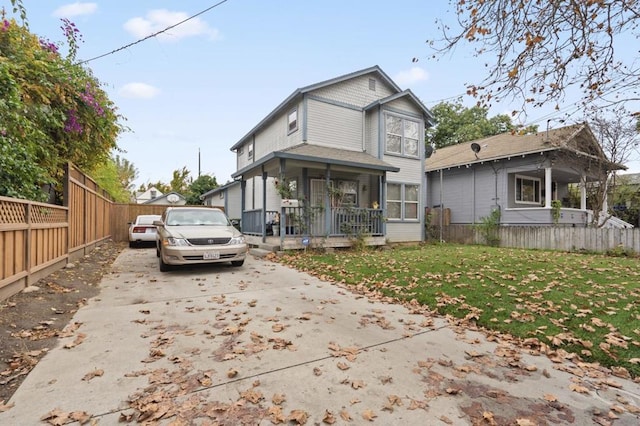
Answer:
xmin=164 ymin=237 xmax=190 ymax=246
xmin=229 ymin=235 xmax=246 ymax=245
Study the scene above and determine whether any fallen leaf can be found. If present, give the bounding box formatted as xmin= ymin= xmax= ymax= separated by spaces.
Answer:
xmin=322 ymin=410 xmax=336 ymax=424
xmin=0 ymin=400 xmax=15 ymax=412
xmin=543 ymin=394 xmax=557 ymax=402
xmin=362 ymin=409 xmax=377 ymax=421
xmin=227 ymin=368 xmax=238 ymax=378
xmin=569 ymin=383 xmax=589 ymax=394
xmin=339 ymin=410 xmax=352 ymax=421
xmin=272 ymin=393 xmax=286 ymax=405
xmin=81 ymin=368 xmax=104 ymax=381
xmin=287 ymin=409 xmax=309 ymax=424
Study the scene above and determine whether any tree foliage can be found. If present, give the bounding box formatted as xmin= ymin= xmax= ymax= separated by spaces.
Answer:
xmin=426 ymin=101 xmax=537 ymax=148
xmin=170 ymin=167 xmax=191 ymax=194
xmin=186 ymin=174 xmax=218 ymax=205
xmin=91 ymin=157 xmax=134 ymax=203
xmin=0 ymin=7 xmax=125 ymax=201
xmin=425 ymin=1 xmax=640 ymax=113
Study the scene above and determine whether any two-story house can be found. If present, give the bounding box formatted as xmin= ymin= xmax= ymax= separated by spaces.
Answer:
xmin=229 ymin=66 xmax=434 ymax=249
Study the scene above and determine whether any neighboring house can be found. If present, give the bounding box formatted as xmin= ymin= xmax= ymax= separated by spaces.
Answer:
xmin=611 ymin=172 xmax=640 ymax=227
xmin=142 ymin=191 xmax=187 ymax=206
xmin=229 ymin=66 xmax=434 ymax=249
xmin=200 ymin=181 xmax=242 ymax=220
xmin=425 ymin=123 xmax=627 ymax=228
xmin=135 ymin=186 xmax=163 ymax=204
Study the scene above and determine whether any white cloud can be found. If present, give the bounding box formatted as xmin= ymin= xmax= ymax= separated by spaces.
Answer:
xmin=119 ymin=83 xmax=160 ymax=99
xmin=53 ymin=2 xmax=97 ymax=18
xmin=124 ymin=9 xmax=220 ymax=42
xmin=394 ymin=67 xmax=429 ymax=87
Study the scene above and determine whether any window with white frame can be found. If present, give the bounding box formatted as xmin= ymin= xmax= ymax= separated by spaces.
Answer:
xmin=515 ymin=175 xmax=541 ymax=204
xmin=288 ymin=108 xmax=298 ymax=134
xmin=386 ymin=183 xmax=419 ymax=220
xmin=385 ymin=115 xmax=420 ymax=157
xmin=248 ymin=141 xmax=254 ymax=161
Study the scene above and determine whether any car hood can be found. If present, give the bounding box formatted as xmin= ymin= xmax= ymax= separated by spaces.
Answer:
xmin=164 ymin=225 xmax=241 ymax=240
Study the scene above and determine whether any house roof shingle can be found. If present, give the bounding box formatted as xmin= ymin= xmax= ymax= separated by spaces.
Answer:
xmin=425 ymin=123 xmax=623 ymax=172
xmin=231 ymin=144 xmax=399 ymax=179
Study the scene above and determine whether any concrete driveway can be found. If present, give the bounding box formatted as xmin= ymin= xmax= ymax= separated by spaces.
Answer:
xmin=1 ymin=248 xmax=639 ymax=425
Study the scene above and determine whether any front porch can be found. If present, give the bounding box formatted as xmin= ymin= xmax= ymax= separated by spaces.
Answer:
xmin=242 ymin=206 xmax=386 ymax=250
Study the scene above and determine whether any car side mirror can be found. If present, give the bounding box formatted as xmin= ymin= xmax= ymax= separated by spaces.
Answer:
xmin=153 ymin=220 xmax=164 ymax=226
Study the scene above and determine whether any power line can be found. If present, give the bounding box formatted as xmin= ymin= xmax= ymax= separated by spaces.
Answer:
xmin=79 ymin=0 xmax=230 ymax=64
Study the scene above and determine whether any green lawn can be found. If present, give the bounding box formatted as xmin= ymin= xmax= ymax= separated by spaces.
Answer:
xmin=278 ymin=244 xmax=640 ymax=378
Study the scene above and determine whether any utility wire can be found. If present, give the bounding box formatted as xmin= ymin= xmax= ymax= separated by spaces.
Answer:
xmin=79 ymin=0 xmax=230 ymax=64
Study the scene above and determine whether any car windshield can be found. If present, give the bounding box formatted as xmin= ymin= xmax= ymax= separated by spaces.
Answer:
xmin=166 ymin=210 xmax=229 ymax=226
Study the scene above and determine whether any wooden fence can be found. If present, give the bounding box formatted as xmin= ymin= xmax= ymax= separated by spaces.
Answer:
xmin=0 ymin=164 xmax=112 ymax=301
xmin=110 ymin=204 xmax=169 ymax=243
xmin=439 ymin=224 xmax=640 ymax=254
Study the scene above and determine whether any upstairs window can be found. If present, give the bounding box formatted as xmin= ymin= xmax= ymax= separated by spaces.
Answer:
xmin=248 ymin=141 xmax=254 ymax=161
xmin=515 ymin=175 xmax=541 ymax=204
xmin=288 ymin=108 xmax=298 ymax=134
xmin=385 ymin=115 xmax=419 ymax=157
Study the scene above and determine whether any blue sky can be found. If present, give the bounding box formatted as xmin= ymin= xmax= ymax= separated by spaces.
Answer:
xmin=7 ymin=1 xmax=640 ymax=187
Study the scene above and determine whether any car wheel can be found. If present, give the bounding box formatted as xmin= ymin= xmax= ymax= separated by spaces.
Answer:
xmin=159 ymin=252 xmax=171 ymax=272
xmin=231 ymin=259 xmax=244 ymax=267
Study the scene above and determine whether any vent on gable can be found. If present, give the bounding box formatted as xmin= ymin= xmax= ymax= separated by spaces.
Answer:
xmin=369 ymin=78 xmax=376 ymax=91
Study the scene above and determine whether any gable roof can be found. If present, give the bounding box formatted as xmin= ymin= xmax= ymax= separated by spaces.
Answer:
xmin=200 ymin=180 xmax=240 ymax=200
xmin=230 ymin=66 xmax=431 ymax=151
xmin=425 ymin=123 xmax=624 ymax=172
xmin=231 ymin=144 xmax=399 ymax=179
xmin=142 ymin=191 xmax=186 ymax=204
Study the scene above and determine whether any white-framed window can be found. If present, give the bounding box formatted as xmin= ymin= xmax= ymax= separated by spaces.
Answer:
xmin=248 ymin=141 xmax=254 ymax=161
xmin=385 ymin=114 xmax=420 ymax=157
xmin=288 ymin=108 xmax=298 ymax=134
xmin=337 ymin=180 xmax=357 ymax=206
xmin=515 ymin=175 xmax=541 ymax=204
xmin=386 ymin=183 xmax=419 ymax=220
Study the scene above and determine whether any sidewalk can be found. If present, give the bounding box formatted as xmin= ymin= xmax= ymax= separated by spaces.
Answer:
xmin=1 ymin=248 xmax=639 ymax=425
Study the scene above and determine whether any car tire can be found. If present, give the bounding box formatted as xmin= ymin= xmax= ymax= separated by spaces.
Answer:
xmin=129 ymin=241 xmax=135 ymax=248
xmin=156 ymin=245 xmax=160 ymax=257
xmin=231 ymin=259 xmax=244 ymax=267
xmin=159 ymin=252 xmax=171 ymax=272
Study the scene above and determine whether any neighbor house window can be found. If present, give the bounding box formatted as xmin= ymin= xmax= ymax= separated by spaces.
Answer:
xmin=248 ymin=142 xmax=254 ymax=160
xmin=385 ymin=115 xmax=419 ymax=157
xmin=515 ymin=175 xmax=541 ymax=204
xmin=288 ymin=108 xmax=298 ymax=134
xmin=386 ymin=183 xmax=419 ymax=220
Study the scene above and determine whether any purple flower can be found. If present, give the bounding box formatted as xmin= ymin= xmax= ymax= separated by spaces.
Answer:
xmin=64 ymin=110 xmax=83 ymax=134
xmin=2 ymin=19 xmax=9 ymax=31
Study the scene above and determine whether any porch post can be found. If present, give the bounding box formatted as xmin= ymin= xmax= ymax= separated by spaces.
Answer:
xmin=240 ymin=179 xmax=246 ymax=231
xmin=262 ymin=169 xmax=267 ymax=242
xmin=381 ymin=174 xmax=387 ymax=235
xmin=325 ymin=165 xmax=331 ymax=235
xmin=580 ymin=174 xmax=587 ymax=210
xmin=545 ymin=167 xmax=552 ymax=208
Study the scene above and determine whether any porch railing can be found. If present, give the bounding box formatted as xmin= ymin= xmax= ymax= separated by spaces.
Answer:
xmin=243 ymin=206 xmax=384 ymax=237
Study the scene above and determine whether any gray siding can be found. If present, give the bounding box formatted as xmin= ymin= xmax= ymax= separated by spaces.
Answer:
xmin=307 ymin=99 xmax=363 ymax=151
xmin=386 ymin=222 xmax=422 ymax=243
xmin=237 ymin=101 xmax=304 ymax=170
xmin=310 ymin=74 xmax=396 ymax=107
xmin=365 ymin=109 xmax=379 ymax=157
xmin=226 ymin=184 xmax=242 ymax=219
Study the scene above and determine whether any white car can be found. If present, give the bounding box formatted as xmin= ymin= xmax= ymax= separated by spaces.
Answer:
xmin=155 ymin=207 xmax=247 ymax=271
xmin=128 ymin=214 xmax=161 ymax=247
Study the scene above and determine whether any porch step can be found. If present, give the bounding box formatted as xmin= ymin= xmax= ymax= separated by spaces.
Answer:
xmin=249 ymin=245 xmax=280 ymax=258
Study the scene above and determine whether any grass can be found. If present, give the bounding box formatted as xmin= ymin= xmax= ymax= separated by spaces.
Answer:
xmin=278 ymin=244 xmax=640 ymax=378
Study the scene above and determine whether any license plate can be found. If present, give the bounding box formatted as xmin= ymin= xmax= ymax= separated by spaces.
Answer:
xmin=146 ymin=228 xmax=156 ymax=233
xmin=203 ymin=251 xmax=219 ymax=260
